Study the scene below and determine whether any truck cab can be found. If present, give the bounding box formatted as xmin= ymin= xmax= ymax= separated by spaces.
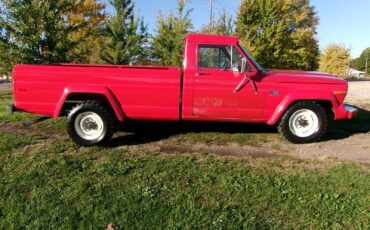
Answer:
xmin=182 ymin=34 xmax=266 ymax=121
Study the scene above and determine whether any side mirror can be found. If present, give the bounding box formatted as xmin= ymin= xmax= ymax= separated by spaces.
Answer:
xmin=240 ymin=58 xmax=247 ymax=73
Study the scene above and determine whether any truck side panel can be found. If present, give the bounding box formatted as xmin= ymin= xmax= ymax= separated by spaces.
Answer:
xmin=13 ymin=65 xmax=181 ymax=121
xmin=262 ymin=81 xmax=348 ymax=125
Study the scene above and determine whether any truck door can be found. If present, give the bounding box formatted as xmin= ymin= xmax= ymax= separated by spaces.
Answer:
xmin=192 ymin=44 xmax=266 ymax=120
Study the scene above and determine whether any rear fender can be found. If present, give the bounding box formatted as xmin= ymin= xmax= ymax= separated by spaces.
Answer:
xmin=267 ymin=93 xmax=337 ymax=125
xmin=53 ymin=85 xmax=124 ymax=121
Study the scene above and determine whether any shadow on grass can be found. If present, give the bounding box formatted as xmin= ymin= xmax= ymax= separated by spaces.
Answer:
xmin=108 ymin=121 xmax=277 ymax=147
xmin=323 ymin=106 xmax=370 ymax=141
xmin=108 ymin=106 xmax=370 ymax=147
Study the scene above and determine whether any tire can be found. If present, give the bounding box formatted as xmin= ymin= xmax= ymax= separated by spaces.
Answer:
xmin=278 ymin=101 xmax=327 ymax=144
xmin=67 ymin=101 xmax=114 ymax=146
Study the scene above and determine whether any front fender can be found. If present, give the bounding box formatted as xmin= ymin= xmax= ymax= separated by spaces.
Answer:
xmin=53 ymin=85 xmax=124 ymax=121
xmin=266 ymin=93 xmax=338 ymax=125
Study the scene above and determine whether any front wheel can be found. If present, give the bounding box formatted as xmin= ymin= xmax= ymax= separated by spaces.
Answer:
xmin=67 ymin=101 xmax=114 ymax=146
xmin=278 ymin=101 xmax=327 ymax=144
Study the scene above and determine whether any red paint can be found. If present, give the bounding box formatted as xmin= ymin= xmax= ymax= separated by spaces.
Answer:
xmin=12 ymin=34 xmax=355 ymax=125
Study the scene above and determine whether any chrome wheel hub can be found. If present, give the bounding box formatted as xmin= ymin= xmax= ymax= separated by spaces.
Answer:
xmin=74 ymin=112 xmax=105 ymax=140
xmin=289 ymin=109 xmax=319 ymax=138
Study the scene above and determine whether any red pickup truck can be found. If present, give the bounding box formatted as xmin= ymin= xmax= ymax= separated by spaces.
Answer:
xmin=8 ymin=34 xmax=357 ymax=146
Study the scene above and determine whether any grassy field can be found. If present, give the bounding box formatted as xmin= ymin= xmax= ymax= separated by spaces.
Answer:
xmin=0 ymin=89 xmax=369 ymax=229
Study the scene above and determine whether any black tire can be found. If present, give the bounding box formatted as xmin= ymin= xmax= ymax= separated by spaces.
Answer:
xmin=67 ymin=101 xmax=114 ymax=146
xmin=278 ymin=101 xmax=327 ymax=144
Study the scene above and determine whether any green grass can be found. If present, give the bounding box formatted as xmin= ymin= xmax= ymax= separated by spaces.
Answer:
xmin=0 ymin=88 xmax=12 ymax=96
xmin=0 ymin=141 xmax=369 ymax=229
xmin=0 ymin=132 xmax=36 ymax=154
xmin=0 ymin=94 xmax=369 ymax=229
xmin=0 ymin=91 xmax=11 ymax=98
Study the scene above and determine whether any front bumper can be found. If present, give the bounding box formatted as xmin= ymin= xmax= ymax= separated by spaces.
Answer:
xmin=344 ymin=104 xmax=358 ymax=119
xmin=334 ymin=104 xmax=358 ymax=120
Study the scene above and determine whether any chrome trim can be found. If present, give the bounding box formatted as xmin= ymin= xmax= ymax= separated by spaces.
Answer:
xmin=344 ymin=104 xmax=358 ymax=113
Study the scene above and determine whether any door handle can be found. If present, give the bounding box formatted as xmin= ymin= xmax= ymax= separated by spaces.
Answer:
xmin=195 ymin=72 xmax=210 ymax=76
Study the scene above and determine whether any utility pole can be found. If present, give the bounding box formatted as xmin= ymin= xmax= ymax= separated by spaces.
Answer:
xmin=209 ymin=0 xmax=213 ymax=25
xmin=366 ymin=52 xmax=369 ymax=77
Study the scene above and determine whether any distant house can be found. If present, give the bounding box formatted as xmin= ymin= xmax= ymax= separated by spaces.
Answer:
xmin=348 ymin=68 xmax=366 ymax=78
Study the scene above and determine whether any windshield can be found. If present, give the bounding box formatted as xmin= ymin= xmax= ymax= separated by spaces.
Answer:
xmin=238 ymin=42 xmax=264 ymax=72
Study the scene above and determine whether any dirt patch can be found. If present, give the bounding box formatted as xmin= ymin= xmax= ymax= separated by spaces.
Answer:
xmin=159 ymin=142 xmax=274 ymax=159
xmin=284 ymin=135 xmax=370 ymax=163
xmin=0 ymin=122 xmax=63 ymax=140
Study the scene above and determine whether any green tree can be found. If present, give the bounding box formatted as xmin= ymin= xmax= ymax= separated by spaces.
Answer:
xmin=67 ymin=0 xmax=107 ymax=63
xmin=0 ymin=0 xmax=107 ymax=76
xmin=319 ymin=44 xmax=350 ymax=78
xmin=152 ymin=0 xmax=193 ymax=67
xmin=0 ymin=39 xmax=17 ymax=78
xmin=0 ymin=0 xmax=86 ymax=64
xmin=236 ymin=0 xmax=319 ymax=70
xmin=101 ymin=0 xmax=148 ymax=65
xmin=199 ymin=9 xmax=234 ymax=35
xmin=351 ymin=47 xmax=370 ymax=75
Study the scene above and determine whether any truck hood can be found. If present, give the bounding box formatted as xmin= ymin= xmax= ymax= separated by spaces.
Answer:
xmin=265 ymin=70 xmax=347 ymax=85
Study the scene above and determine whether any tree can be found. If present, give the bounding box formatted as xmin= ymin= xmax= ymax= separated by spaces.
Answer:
xmin=101 ymin=0 xmax=149 ymax=65
xmin=199 ymin=9 xmax=234 ymax=35
xmin=0 ymin=0 xmax=107 ymax=73
xmin=67 ymin=0 xmax=107 ymax=63
xmin=319 ymin=44 xmax=350 ymax=78
xmin=0 ymin=0 xmax=86 ymax=65
xmin=351 ymin=47 xmax=370 ymax=75
xmin=236 ymin=0 xmax=319 ymax=71
xmin=152 ymin=0 xmax=193 ymax=67
xmin=0 ymin=39 xmax=17 ymax=78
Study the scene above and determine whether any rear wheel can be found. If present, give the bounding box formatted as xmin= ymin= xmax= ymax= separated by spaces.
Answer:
xmin=67 ymin=101 xmax=114 ymax=146
xmin=278 ymin=101 xmax=327 ymax=143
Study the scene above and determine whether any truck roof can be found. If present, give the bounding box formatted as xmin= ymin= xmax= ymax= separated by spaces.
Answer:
xmin=186 ymin=33 xmax=240 ymax=44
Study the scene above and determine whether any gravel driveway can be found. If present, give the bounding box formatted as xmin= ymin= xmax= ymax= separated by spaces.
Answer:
xmin=346 ymin=81 xmax=370 ymax=105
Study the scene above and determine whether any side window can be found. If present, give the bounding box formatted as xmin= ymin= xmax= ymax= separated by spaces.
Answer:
xmin=198 ymin=45 xmax=248 ymax=71
xmin=198 ymin=46 xmax=229 ymax=69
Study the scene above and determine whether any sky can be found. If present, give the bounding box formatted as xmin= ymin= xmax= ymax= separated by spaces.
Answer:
xmin=109 ymin=0 xmax=370 ymax=58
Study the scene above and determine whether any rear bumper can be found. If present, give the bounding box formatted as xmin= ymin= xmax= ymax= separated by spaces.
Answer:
xmin=6 ymin=104 xmax=16 ymax=115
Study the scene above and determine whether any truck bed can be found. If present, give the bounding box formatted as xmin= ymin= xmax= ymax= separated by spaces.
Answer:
xmin=13 ymin=64 xmax=182 ymax=120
